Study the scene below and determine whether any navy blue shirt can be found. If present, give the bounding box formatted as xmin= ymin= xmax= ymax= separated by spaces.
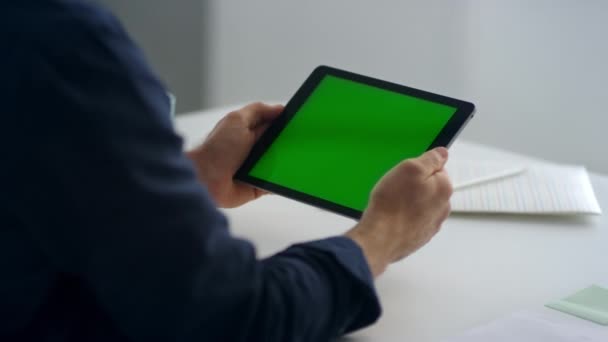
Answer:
xmin=0 ymin=1 xmax=381 ymax=341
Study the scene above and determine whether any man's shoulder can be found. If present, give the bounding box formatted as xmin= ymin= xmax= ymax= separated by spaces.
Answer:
xmin=1 ymin=0 xmax=124 ymax=52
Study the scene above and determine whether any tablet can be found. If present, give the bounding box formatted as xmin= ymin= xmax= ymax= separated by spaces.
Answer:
xmin=235 ymin=66 xmax=475 ymax=219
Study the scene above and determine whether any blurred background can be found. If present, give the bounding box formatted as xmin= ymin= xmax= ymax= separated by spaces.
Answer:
xmin=100 ymin=0 xmax=608 ymax=173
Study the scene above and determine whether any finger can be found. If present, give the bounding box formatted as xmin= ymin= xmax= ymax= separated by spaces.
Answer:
xmin=434 ymin=202 xmax=452 ymax=230
xmin=251 ymin=121 xmax=274 ymax=141
xmin=239 ymin=102 xmax=284 ymax=129
xmin=235 ymin=181 xmax=270 ymax=199
xmin=416 ymin=147 xmax=448 ymax=178
xmin=253 ymin=187 xmax=270 ymax=197
xmin=432 ymin=169 xmax=453 ymax=199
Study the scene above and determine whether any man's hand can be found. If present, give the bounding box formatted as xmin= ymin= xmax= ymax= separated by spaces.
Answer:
xmin=346 ymin=147 xmax=452 ymax=277
xmin=187 ymin=102 xmax=284 ymax=208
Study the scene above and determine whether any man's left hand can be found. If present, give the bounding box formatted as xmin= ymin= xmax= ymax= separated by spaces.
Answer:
xmin=187 ymin=102 xmax=284 ymax=208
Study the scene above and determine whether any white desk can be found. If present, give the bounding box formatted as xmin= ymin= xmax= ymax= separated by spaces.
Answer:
xmin=175 ymin=106 xmax=608 ymax=341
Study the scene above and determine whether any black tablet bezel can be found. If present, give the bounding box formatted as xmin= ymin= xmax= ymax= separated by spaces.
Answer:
xmin=234 ymin=65 xmax=475 ymax=220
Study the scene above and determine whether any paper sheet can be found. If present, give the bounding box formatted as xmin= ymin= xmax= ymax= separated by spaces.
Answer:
xmin=547 ymin=285 xmax=608 ymax=325
xmin=443 ymin=309 xmax=608 ymax=342
xmin=446 ymin=161 xmax=602 ymax=215
xmin=444 ymin=280 xmax=608 ymax=341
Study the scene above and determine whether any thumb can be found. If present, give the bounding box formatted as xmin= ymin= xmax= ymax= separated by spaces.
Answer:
xmin=417 ymin=147 xmax=448 ymax=177
xmin=240 ymin=102 xmax=284 ymax=129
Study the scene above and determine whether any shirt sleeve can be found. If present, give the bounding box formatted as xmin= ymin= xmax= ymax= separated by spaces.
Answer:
xmin=7 ymin=3 xmax=381 ymax=341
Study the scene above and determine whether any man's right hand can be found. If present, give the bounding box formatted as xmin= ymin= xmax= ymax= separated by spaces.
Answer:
xmin=345 ymin=147 xmax=452 ymax=277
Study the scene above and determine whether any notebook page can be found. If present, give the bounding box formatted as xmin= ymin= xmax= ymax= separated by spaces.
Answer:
xmin=446 ymin=162 xmax=602 ymax=215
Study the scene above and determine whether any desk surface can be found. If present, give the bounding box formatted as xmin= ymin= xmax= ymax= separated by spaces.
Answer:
xmin=175 ymin=106 xmax=608 ymax=341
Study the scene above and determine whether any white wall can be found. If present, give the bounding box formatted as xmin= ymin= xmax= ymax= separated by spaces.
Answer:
xmin=101 ymin=0 xmax=207 ymax=112
xmin=205 ymin=1 xmax=608 ymax=173
xmin=205 ymin=1 xmax=469 ymax=104
xmin=463 ymin=0 xmax=608 ymax=173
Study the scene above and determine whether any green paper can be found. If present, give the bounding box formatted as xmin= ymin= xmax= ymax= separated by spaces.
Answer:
xmin=546 ymin=285 xmax=608 ymax=325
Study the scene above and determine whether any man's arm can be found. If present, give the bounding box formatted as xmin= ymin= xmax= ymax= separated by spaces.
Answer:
xmin=185 ymin=101 xmax=452 ymax=280
xmin=6 ymin=3 xmax=380 ymax=341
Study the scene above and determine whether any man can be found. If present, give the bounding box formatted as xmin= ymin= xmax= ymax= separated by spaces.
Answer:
xmin=0 ymin=1 xmax=452 ymax=341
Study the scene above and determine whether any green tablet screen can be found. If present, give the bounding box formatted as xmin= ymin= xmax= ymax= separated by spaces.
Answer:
xmin=248 ymin=75 xmax=457 ymax=211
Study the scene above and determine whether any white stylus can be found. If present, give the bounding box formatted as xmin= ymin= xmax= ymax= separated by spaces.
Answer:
xmin=453 ymin=167 xmax=527 ymax=191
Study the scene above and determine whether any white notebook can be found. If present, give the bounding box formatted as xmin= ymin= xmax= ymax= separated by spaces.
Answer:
xmin=446 ymin=161 xmax=602 ymax=215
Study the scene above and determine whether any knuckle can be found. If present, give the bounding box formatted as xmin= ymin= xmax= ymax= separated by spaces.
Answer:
xmin=248 ymin=101 xmax=266 ymax=110
xmin=434 ymin=175 xmax=453 ymax=198
xmin=400 ymin=160 xmax=424 ymax=176
xmin=225 ymin=110 xmax=240 ymax=119
xmin=442 ymin=180 xmax=454 ymax=198
xmin=225 ymin=111 xmax=244 ymax=124
xmin=441 ymin=204 xmax=451 ymax=222
xmin=420 ymin=151 xmax=440 ymax=167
